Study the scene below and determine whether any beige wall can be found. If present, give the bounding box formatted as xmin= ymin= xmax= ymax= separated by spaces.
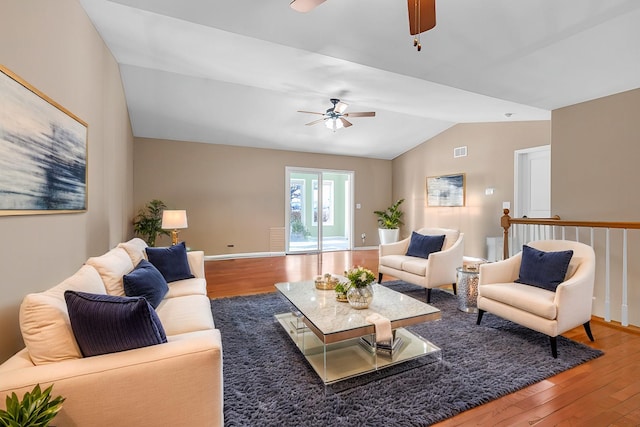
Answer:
xmin=0 ymin=1 xmax=134 ymax=361
xmin=552 ymin=88 xmax=640 ymax=326
xmin=134 ymin=138 xmax=392 ymax=254
xmin=392 ymin=121 xmax=551 ymax=259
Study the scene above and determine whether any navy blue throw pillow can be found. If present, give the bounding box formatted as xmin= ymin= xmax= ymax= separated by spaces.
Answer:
xmin=64 ymin=291 xmax=167 ymax=357
xmin=123 ymin=259 xmax=169 ymax=308
xmin=145 ymin=242 xmax=194 ymax=283
xmin=515 ymin=245 xmax=574 ymax=291
xmin=406 ymin=232 xmax=446 ymax=259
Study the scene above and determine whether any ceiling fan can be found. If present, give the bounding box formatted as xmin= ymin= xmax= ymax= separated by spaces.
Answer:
xmin=298 ymin=98 xmax=375 ymax=131
xmin=289 ymin=0 xmax=436 ymax=51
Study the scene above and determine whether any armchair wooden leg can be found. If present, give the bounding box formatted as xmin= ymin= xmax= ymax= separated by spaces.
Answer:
xmin=378 ymin=273 xmax=383 ymax=283
xmin=452 ymin=281 xmax=457 ymax=295
xmin=425 ymin=289 xmax=432 ymax=303
xmin=550 ymin=336 xmax=558 ymax=358
xmin=476 ymin=309 xmax=485 ymax=325
xmin=583 ymin=321 xmax=595 ymax=342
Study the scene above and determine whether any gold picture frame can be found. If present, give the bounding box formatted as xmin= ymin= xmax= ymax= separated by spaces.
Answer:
xmin=0 ymin=65 xmax=88 ymax=216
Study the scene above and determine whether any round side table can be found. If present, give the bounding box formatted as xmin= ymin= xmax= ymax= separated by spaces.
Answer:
xmin=456 ymin=266 xmax=480 ymax=313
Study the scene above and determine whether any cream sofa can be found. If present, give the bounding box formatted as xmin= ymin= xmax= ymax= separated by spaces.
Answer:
xmin=0 ymin=238 xmax=223 ymax=427
xmin=378 ymin=227 xmax=464 ymax=303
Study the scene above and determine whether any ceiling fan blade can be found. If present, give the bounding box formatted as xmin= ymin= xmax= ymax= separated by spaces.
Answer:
xmin=305 ymin=118 xmax=326 ymax=126
xmin=334 ymin=101 xmax=348 ymax=114
xmin=290 ymin=0 xmax=326 ymax=13
xmin=339 ymin=118 xmax=353 ymax=128
xmin=297 ymin=110 xmax=325 ymax=115
xmin=408 ymin=0 xmax=436 ymax=35
xmin=344 ymin=112 xmax=376 ymax=118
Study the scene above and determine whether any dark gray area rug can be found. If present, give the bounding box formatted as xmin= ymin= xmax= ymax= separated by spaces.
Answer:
xmin=211 ymin=281 xmax=603 ymax=426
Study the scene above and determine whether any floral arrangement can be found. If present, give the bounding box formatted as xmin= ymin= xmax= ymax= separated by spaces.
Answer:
xmin=344 ymin=266 xmax=376 ymax=288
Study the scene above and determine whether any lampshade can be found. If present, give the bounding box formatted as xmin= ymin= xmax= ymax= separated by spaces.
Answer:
xmin=162 ymin=210 xmax=188 ymax=230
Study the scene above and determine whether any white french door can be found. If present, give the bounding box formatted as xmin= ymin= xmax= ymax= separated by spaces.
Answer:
xmin=285 ymin=167 xmax=353 ymax=253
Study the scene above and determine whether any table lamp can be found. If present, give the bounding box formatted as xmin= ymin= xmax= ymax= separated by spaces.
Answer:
xmin=162 ymin=210 xmax=188 ymax=245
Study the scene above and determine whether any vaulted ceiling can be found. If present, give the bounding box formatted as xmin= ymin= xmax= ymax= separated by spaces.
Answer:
xmin=79 ymin=0 xmax=640 ymax=159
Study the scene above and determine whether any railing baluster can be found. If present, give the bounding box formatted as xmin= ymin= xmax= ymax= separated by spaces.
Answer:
xmin=575 ymin=226 xmax=579 ymax=242
xmin=605 ymin=228 xmax=611 ymax=322
xmin=590 ymin=228 xmax=594 ymax=247
xmin=622 ymin=229 xmax=628 ymax=326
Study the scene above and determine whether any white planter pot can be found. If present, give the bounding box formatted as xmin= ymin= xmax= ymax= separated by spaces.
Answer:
xmin=378 ymin=228 xmax=400 ymax=244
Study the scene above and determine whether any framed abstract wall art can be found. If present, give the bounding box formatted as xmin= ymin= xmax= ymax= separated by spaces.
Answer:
xmin=426 ymin=173 xmax=465 ymax=207
xmin=0 ymin=65 xmax=88 ymax=216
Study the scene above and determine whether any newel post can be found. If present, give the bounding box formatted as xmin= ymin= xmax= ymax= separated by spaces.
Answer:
xmin=501 ymin=209 xmax=512 ymax=260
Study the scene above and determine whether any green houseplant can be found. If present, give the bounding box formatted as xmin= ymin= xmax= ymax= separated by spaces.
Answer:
xmin=374 ymin=198 xmax=405 ymax=244
xmin=133 ymin=199 xmax=170 ymax=247
xmin=0 ymin=384 xmax=65 ymax=427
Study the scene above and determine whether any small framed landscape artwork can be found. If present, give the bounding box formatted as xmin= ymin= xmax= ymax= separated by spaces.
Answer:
xmin=426 ymin=173 xmax=465 ymax=207
xmin=0 ymin=65 xmax=88 ymax=216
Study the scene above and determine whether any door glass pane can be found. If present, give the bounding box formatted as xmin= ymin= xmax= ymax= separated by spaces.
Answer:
xmin=288 ymin=171 xmax=319 ymax=253
xmin=321 ymin=172 xmax=350 ymax=251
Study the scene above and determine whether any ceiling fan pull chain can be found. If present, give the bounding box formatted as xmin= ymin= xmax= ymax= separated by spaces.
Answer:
xmin=416 ymin=0 xmax=422 ymax=51
xmin=413 ymin=0 xmax=419 ymax=47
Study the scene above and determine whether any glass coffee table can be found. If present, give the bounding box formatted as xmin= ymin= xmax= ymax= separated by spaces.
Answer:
xmin=274 ymin=280 xmax=442 ymax=384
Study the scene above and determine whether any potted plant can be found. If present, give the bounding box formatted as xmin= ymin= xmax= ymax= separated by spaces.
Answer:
xmin=0 ymin=384 xmax=65 ymax=427
xmin=133 ymin=199 xmax=170 ymax=247
xmin=344 ymin=266 xmax=376 ymax=309
xmin=334 ymin=282 xmax=349 ymax=302
xmin=374 ymin=198 xmax=405 ymax=244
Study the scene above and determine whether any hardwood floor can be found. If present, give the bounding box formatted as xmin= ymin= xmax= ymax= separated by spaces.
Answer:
xmin=205 ymin=250 xmax=640 ymax=426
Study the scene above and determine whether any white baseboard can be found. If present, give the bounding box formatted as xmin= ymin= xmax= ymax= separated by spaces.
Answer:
xmin=204 ymin=246 xmax=378 ymax=261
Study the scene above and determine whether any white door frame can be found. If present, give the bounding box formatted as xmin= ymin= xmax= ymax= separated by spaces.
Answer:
xmin=285 ymin=166 xmax=354 ymax=253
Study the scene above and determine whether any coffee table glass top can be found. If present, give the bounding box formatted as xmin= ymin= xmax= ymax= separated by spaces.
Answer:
xmin=274 ymin=280 xmax=443 ymax=383
xmin=275 ymin=281 xmax=441 ymax=338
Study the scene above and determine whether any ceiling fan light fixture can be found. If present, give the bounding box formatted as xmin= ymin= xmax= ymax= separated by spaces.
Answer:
xmin=325 ymin=117 xmax=343 ymax=131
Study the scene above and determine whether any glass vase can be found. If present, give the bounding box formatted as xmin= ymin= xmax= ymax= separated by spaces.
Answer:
xmin=346 ymin=284 xmax=374 ymax=309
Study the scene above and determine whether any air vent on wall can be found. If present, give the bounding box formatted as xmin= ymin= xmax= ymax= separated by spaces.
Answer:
xmin=454 ymin=146 xmax=467 ymax=158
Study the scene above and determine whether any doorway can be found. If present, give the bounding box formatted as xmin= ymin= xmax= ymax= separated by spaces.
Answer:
xmin=514 ymin=145 xmax=551 ymax=218
xmin=512 ymin=145 xmax=551 ymax=252
xmin=286 ymin=167 xmax=353 ymax=253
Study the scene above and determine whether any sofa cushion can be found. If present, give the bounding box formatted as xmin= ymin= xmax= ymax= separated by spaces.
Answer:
xmin=86 ymin=247 xmax=134 ymax=296
xmin=19 ymin=265 xmax=106 ymax=365
xmin=156 ymin=294 xmax=215 ymax=336
xmin=479 ymin=282 xmax=557 ymax=320
xmin=378 ymin=255 xmax=406 ymax=270
xmin=123 ymin=259 xmax=169 ymax=308
xmin=165 ymin=277 xmax=207 ymax=298
xmin=146 ymin=242 xmax=195 ymax=283
xmin=402 ymin=258 xmax=429 ymax=276
xmin=515 ymin=245 xmax=574 ymax=291
xmin=65 ymin=291 xmax=167 ymax=357
xmin=118 ymin=238 xmax=148 ymax=266
xmin=406 ymin=232 xmax=445 ymax=259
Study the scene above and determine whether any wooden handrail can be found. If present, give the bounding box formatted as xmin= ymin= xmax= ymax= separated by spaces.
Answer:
xmin=501 ymin=209 xmax=640 ymax=259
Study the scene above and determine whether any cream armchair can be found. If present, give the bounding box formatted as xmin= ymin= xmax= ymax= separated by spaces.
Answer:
xmin=476 ymin=240 xmax=596 ymax=358
xmin=378 ymin=227 xmax=464 ymax=303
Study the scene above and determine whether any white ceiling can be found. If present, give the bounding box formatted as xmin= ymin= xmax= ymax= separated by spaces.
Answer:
xmin=79 ymin=0 xmax=640 ymax=160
